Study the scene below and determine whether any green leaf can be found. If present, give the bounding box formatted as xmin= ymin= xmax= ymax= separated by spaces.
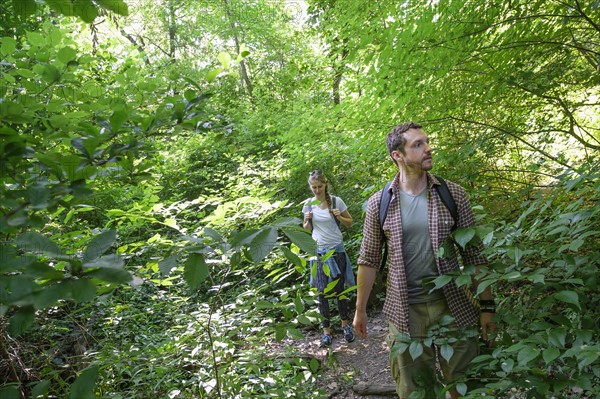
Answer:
xmin=309 ymin=358 xmax=319 ymax=373
xmin=517 ymin=346 xmax=540 ymax=365
xmin=501 ymin=358 xmax=514 ymax=372
xmin=26 ymin=31 xmax=44 ymax=45
xmin=71 ymin=138 xmax=90 ymax=158
xmin=69 ymin=365 xmax=99 ymax=399
xmin=1 ymin=37 xmax=17 ymax=56
xmin=85 ymin=266 xmax=131 ymax=284
xmin=57 ymin=46 xmax=78 ymax=64
xmin=217 ymin=52 xmax=232 ymax=69
xmin=83 ymin=254 xmax=124 ymax=270
xmin=255 ymin=300 xmax=274 ymax=309
xmin=475 ymin=279 xmax=494 ymax=296
xmin=506 ymin=247 xmax=523 ymax=266
xmin=542 ymin=347 xmax=560 ymax=364
xmin=184 ymin=253 xmax=208 ymax=289
xmin=455 ymin=274 xmax=471 ymax=287
xmin=202 ymin=227 xmax=223 ymax=242
xmin=391 ymin=342 xmax=409 ymax=357
xmin=323 ymin=278 xmax=337 ymax=294
xmin=453 ymin=228 xmax=476 ymax=248
xmin=548 ymin=328 xmax=567 ymax=348
xmin=69 ymin=279 xmax=96 ymax=302
xmin=16 ymin=68 xmax=35 ymax=78
xmin=409 ymin=341 xmax=424 ymax=360
xmin=15 ymin=232 xmax=63 ymax=257
xmin=2 ymin=275 xmax=36 ymax=304
xmin=12 ymin=0 xmax=36 ymax=17
xmin=271 ymin=217 xmax=301 ymax=228
xmin=0 ymin=244 xmax=32 ymax=272
xmin=109 ymin=109 xmax=129 ymax=131
xmin=282 ymin=228 xmax=316 ymax=256
xmin=9 ymin=306 xmax=35 ymax=336
xmin=33 ymin=282 xmax=71 ymax=309
xmin=83 ymin=229 xmax=116 ymax=262
xmin=46 ymin=0 xmax=77 ymax=17
xmin=42 ymin=64 xmax=60 ymax=83
xmin=0 ymin=385 xmax=19 ymax=399
xmin=577 ymin=350 xmax=598 ymax=369
xmin=95 ymin=0 xmax=129 ymax=16
xmin=440 ymin=344 xmax=454 ymax=362
xmin=184 ymin=89 xmax=196 ymax=101
xmin=31 ymin=380 xmax=51 ymax=399
xmin=438 ymin=314 xmax=455 ymax=326
xmin=230 ymin=229 xmax=260 ymax=248
xmin=281 ymin=246 xmax=302 ymax=268
xmin=159 ymin=254 xmax=178 ymax=276
xmin=73 ymin=0 xmax=99 ymax=22
xmin=455 ymin=382 xmax=467 ymax=396
xmin=287 ymin=327 xmax=304 ymax=339
xmin=248 ymin=227 xmax=277 ymax=265
xmin=553 ymin=290 xmax=580 ymax=309
xmin=2 ymin=72 xmax=15 ymax=84
xmin=206 ymin=68 xmax=223 ymax=82
xmin=275 ymin=326 xmax=286 ymax=341
xmin=294 ymin=296 xmax=304 ymax=314
xmin=237 ymin=43 xmax=251 ymax=61
xmin=431 ymin=274 xmax=452 ymax=290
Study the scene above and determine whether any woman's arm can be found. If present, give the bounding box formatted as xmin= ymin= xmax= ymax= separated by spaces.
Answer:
xmin=332 ymin=208 xmax=352 ymax=228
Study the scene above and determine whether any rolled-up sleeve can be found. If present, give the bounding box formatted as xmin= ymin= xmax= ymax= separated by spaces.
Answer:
xmin=358 ymin=191 xmax=384 ymax=269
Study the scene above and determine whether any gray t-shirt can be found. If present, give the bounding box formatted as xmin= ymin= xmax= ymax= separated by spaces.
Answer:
xmin=399 ymin=189 xmax=444 ymax=304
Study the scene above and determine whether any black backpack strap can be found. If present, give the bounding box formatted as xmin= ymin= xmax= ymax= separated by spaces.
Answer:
xmin=433 ymin=176 xmax=458 ymax=231
xmin=331 ymin=196 xmax=341 ymax=228
xmin=379 ymin=182 xmax=393 ymax=270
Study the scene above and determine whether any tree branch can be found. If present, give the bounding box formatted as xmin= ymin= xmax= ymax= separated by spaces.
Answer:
xmin=447 ymin=116 xmax=576 ymax=171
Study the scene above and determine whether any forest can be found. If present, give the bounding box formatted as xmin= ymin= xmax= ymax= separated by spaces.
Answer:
xmin=1 ymin=0 xmax=598 ymax=398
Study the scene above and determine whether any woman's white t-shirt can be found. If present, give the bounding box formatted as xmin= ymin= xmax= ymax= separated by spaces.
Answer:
xmin=302 ymin=196 xmax=347 ymax=248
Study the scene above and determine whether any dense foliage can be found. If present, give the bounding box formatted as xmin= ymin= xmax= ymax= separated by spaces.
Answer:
xmin=1 ymin=0 xmax=598 ymax=398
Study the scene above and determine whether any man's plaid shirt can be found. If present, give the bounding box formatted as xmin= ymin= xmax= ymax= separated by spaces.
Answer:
xmin=358 ymin=173 xmax=487 ymax=334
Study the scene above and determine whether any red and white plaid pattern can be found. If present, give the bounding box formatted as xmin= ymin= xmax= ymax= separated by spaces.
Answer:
xmin=358 ymin=173 xmax=487 ymax=334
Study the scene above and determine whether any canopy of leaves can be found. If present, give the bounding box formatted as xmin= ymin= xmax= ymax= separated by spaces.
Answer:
xmin=1 ymin=0 xmax=598 ymax=398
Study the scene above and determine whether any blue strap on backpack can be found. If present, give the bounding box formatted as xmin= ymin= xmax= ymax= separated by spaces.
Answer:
xmin=378 ymin=176 xmax=457 ymax=270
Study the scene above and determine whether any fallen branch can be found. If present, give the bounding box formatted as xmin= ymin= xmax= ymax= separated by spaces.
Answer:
xmin=353 ymin=382 xmax=397 ymax=396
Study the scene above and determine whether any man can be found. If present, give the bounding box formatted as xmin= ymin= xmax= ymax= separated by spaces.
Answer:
xmin=353 ymin=122 xmax=496 ymax=398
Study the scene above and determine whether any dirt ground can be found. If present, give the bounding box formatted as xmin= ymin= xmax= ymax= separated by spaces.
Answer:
xmin=276 ymin=310 xmax=398 ymax=398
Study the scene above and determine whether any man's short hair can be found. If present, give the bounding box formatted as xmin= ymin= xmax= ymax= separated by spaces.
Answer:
xmin=386 ymin=122 xmax=423 ymax=157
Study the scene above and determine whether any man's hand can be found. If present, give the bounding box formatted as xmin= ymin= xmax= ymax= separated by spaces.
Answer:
xmin=480 ymin=312 xmax=496 ymax=348
xmin=353 ymin=309 xmax=369 ymax=339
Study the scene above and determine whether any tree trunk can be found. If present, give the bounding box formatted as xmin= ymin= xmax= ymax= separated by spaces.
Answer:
xmin=168 ymin=1 xmax=176 ymax=59
xmin=222 ymin=0 xmax=253 ymax=97
xmin=332 ymin=44 xmax=348 ymax=104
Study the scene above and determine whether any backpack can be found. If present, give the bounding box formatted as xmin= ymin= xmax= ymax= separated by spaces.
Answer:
xmin=378 ymin=176 xmax=457 ymax=270
xmin=306 ymin=196 xmax=341 ymax=229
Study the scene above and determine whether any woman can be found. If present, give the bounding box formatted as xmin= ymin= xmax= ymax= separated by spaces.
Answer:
xmin=302 ymin=170 xmax=356 ymax=348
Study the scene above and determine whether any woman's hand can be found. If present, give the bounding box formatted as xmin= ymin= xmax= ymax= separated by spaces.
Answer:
xmin=304 ymin=211 xmax=313 ymax=222
xmin=333 ymin=209 xmax=353 ymax=228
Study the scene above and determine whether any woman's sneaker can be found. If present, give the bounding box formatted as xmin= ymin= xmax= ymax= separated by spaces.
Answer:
xmin=343 ymin=325 xmax=356 ymax=343
xmin=320 ymin=334 xmax=332 ymax=348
